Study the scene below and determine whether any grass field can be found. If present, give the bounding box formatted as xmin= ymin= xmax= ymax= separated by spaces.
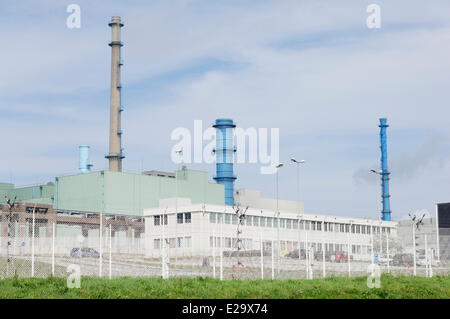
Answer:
xmin=0 ymin=274 xmax=449 ymax=299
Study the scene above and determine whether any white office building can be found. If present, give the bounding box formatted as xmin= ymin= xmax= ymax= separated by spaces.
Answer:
xmin=144 ymin=197 xmax=397 ymax=261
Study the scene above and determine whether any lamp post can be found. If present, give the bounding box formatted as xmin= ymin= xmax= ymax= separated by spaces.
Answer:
xmin=275 ymin=163 xmax=283 ymax=275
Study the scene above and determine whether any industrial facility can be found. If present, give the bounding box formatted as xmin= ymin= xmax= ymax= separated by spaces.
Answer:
xmin=1 ymin=16 xmax=449 ymax=281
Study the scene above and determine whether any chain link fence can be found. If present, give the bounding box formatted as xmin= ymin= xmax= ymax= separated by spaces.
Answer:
xmin=1 ymin=209 xmax=449 ymax=280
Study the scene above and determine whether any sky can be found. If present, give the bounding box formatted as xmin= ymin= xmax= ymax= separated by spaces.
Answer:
xmin=1 ymin=0 xmax=450 ymax=221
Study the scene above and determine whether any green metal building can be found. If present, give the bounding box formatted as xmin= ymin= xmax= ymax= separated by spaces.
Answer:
xmin=2 ymin=168 xmax=225 ymax=217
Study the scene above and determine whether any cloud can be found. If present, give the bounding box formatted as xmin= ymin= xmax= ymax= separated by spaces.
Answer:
xmin=1 ymin=0 xmax=450 ymax=219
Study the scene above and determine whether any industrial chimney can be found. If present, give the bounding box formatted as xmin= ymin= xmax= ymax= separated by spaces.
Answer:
xmin=213 ymin=118 xmax=237 ymax=205
xmin=379 ymin=118 xmax=391 ymax=221
xmin=79 ymin=145 xmax=93 ymax=173
xmin=105 ymin=16 xmax=125 ymax=172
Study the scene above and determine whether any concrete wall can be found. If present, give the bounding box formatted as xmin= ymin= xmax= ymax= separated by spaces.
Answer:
xmin=235 ymin=189 xmax=305 ymax=214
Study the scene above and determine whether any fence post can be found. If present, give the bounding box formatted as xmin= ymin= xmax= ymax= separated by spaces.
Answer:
xmin=425 ymin=234 xmax=429 ymax=278
xmin=220 ymin=217 xmax=223 ymax=281
xmin=271 ymin=238 xmax=274 ymax=280
xmin=52 ymin=222 xmax=55 ymax=276
xmin=99 ymin=213 xmax=102 ymax=277
xmin=322 ymin=220 xmax=326 ymax=278
xmin=212 ymin=228 xmax=216 ymax=278
xmin=31 ymin=205 xmax=35 ymax=277
xmin=347 ymin=222 xmax=351 ymax=277
xmin=109 ymin=224 xmax=112 ymax=279
xmin=412 ymin=222 xmax=417 ymax=276
xmin=305 ymin=231 xmax=309 ymax=279
xmin=260 ymin=228 xmax=264 ymax=280
xmin=386 ymin=231 xmax=390 ymax=273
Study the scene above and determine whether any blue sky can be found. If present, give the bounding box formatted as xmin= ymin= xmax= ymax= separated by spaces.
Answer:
xmin=1 ymin=0 xmax=450 ymax=220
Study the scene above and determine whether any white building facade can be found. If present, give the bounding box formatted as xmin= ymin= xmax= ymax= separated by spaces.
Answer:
xmin=144 ymin=199 xmax=397 ymax=261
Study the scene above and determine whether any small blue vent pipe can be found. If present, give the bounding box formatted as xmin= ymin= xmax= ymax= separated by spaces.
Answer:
xmin=79 ymin=145 xmax=93 ymax=173
xmin=379 ymin=118 xmax=391 ymax=221
xmin=213 ymin=118 xmax=236 ymax=205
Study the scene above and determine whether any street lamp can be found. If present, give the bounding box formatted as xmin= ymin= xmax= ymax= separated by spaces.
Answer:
xmin=275 ymin=163 xmax=283 ymax=275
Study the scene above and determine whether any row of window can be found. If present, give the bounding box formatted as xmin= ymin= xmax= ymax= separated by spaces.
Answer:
xmin=154 ymin=213 xmax=191 ymax=226
xmin=209 ymin=213 xmax=390 ymax=234
xmin=154 ymin=236 xmax=192 ymax=249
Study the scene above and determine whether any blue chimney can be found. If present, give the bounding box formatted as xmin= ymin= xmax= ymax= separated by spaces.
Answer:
xmin=79 ymin=145 xmax=93 ymax=173
xmin=379 ymin=118 xmax=391 ymax=221
xmin=213 ymin=119 xmax=236 ymax=205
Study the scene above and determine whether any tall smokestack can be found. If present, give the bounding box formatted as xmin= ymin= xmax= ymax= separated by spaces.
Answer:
xmin=106 ymin=16 xmax=125 ymax=171
xmin=213 ymin=118 xmax=237 ymax=205
xmin=379 ymin=118 xmax=391 ymax=221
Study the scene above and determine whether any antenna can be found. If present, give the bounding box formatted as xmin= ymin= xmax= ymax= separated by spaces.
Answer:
xmin=231 ymin=205 xmax=248 ymax=279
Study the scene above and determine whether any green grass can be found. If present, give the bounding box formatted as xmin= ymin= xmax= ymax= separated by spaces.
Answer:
xmin=0 ymin=274 xmax=449 ymax=299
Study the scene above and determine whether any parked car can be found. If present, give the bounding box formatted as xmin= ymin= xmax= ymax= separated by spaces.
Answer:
xmin=286 ymin=249 xmax=306 ymax=259
xmin=70 ymin=247 xmax=100 ymax=258
xmin=329 ymin=251 xmax=353 ymax=263
xmin=378 ymin=254 xmax=393 ymax=265
xmin=314 ymin=251 xmax=334 ymax=261
xmin=391 ymin=253 xmax=414 ymax=266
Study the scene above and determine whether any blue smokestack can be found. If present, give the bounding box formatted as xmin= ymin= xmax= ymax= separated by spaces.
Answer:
xmin=379 ymin=118 xmax=391 ymax=221
xmin=79 ymin=145 xmax=93 ymax=173
xmin=213 ymin=118 xmax=236 ymax=205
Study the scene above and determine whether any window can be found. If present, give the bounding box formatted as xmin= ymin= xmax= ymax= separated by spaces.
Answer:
xmin=356 ymin=225 xmax=360 ymax=233
xmin=304 ymin=221 xmax=310 ymax=230
xmin=273 ymin=218 xmax=278 ymax=228
xmin=232 ymin=214 xmax=237 ymax=224
xmin=225 ymin=237 xmax=232 ymax=248
xmin=253 ymin=216 xmax=259 ymax=227
xmin=286 ymin=219 xmax=292 ymax=229
xmin=185 ymin=213 xmax=191 ymax=223
xmin=317 ymin=222 xmax=322 ymax=231
xmin=260 ymin=217 xmax=266 ymax=227
xmin=177 ymin=213 xmax=183 ymax=224
xmin=299 ymin=220 xmax=305 ymax=230
xmin=154 ymin=215 xmax=167 ymax=226
xmin=246 ymin=215 xmax=252 ymax=226
xmin=293 ymin=220 xmax=298 ymax=229
xmin=169 ymin=238 xmax=176 ymax=248
xmin=267 ymin=217 xmax=272 ymax=228
xmin=217 ymin=213 xmax=223 ymax=224
xmin=210 ymin=212 xmax=216 ymax=223
xmin=225 ymin=214 xmax=231 ymax=224
xmin=154 ymin=239 xmax=160 ymax=249
xmin=184 ymin=236 xmax=191 ymax=248
xmin=177 ymin=237 xmax=183 ymax=248
xmin=280 ymin=219 xmax=285 ymax=228
xmin=311 ymin=221 xmax=316 ymax=231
